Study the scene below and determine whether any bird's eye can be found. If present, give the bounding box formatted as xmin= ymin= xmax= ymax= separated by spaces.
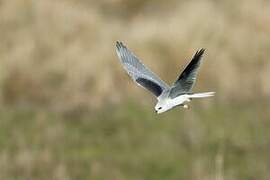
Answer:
xmin=158 ymin=107 xmax=162 ymax=110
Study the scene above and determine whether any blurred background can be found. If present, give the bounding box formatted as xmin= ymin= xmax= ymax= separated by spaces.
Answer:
xmin=0 ymin=0 xmax=270 ymax=179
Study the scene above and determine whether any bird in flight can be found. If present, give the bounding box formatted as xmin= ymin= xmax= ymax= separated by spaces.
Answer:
xmin=115 ymin=41 xmax=214 ymax=114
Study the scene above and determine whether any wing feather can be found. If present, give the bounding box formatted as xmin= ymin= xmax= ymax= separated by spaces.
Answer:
xmin=116 ymin=41 xmax=169 ymax=97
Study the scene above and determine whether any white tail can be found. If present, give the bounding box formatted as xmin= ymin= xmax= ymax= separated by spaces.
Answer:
xmin=187 ymin=92 xmax=215 ymax=98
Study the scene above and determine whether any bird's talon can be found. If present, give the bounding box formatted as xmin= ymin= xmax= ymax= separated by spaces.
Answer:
xmin=183 ymin=104 xmax=189 ymax=109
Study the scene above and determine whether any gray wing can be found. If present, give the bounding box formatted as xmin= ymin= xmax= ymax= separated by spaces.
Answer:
xmin=116 ymin=41 xmax=169 ymax=97
xmin=169 ymin=48 xmax=205 ymax=98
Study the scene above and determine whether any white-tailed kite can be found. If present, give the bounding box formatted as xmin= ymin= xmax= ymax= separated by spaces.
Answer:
xmin=116 ymin=41 xmax=214 ymax=114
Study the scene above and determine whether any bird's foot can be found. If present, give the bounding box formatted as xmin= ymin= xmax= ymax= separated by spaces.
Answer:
xmin=183 ymin=104 xmax=190 ymax=109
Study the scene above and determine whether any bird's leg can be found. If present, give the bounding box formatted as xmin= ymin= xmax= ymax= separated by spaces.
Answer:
xmin=182 ymin=98 xmax=191 ymax=109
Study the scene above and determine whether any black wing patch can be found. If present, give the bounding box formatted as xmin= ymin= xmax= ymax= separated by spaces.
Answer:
xmin=136 ymin=78 xmax=163 ymax=97
xmin=176 ymin=48 xmax=205 ymax=82
xmin=169 ymin=49 xmax=205 ymax=98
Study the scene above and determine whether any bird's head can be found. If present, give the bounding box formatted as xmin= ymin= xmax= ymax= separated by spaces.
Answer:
xmin=155 ymin=99 xmax=173 ymax=114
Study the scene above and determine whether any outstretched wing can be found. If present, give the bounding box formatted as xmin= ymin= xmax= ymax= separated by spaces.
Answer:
xmin=169 ymin=48 xmax=205 ymax=98
xmin=116 ymin=41 xmax=169 ymax=97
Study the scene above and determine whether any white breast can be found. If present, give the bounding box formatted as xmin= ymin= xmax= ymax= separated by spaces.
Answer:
xmin=169 ymin=95 xmax=189 ymax=107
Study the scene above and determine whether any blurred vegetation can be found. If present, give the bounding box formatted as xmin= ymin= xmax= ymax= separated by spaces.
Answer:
xmin=0 ymin=103 xmax=270 ymax=179
xmin=0 ymin=0 xmax=270 ymax=179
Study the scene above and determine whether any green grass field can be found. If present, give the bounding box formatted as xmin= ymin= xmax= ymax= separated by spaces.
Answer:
xmin=0 ymin=102 xmax=269 ymax=180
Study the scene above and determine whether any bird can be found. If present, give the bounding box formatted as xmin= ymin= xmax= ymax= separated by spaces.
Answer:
xmin=115 ymin=41 xmax=215 ymax=114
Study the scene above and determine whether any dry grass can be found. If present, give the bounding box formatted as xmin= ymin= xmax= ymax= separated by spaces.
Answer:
xmin=0 ymin=0 xmax=270 ymax=110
